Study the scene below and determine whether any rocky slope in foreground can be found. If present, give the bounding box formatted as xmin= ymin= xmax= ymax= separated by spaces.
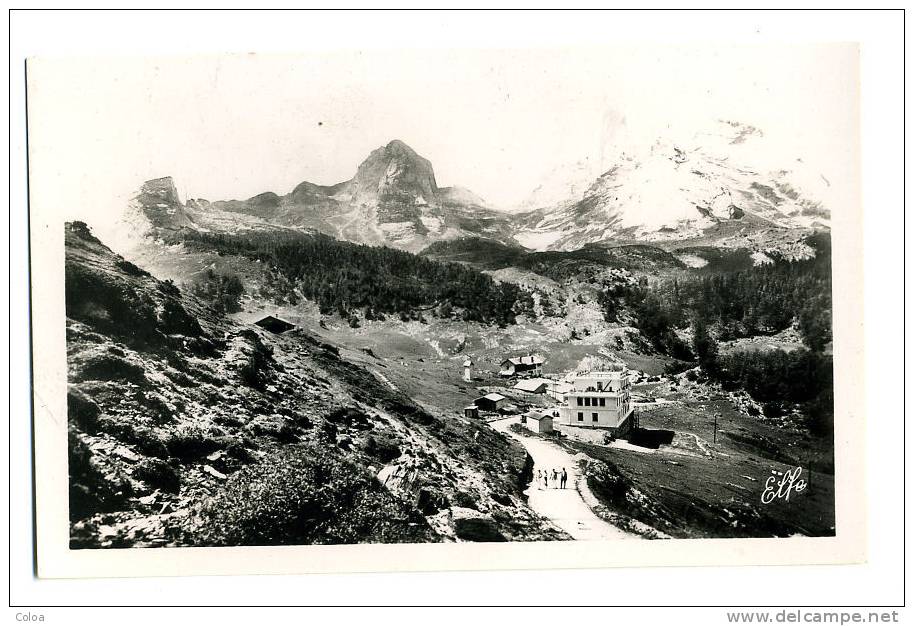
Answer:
xmin=64 ymin=221 xmax=563 ymax=547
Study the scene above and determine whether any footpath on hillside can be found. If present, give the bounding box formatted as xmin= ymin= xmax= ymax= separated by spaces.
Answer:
xmin=490 ymin=417 xmax=633 ymax=541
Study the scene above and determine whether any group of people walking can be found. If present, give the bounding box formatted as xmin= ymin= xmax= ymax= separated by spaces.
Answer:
xmin=537 ymin=467 xmax=568 ymax=489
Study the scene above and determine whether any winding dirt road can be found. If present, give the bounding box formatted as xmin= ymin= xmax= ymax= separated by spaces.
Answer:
xmin=491 ymin=417 xmax=633 ymax=541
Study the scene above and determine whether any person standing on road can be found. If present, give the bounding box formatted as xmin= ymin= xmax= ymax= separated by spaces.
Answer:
xmin=560 ymin=468 xmax=568 ymax=489
xmin=552 ymin=468 xmax=558 ymax=487
xmin=543 ymin=470 xmax=548 ymax=489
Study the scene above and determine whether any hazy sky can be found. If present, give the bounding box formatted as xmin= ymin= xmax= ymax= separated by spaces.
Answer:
xmin=27 ymin=45 xmax=858 ymax=220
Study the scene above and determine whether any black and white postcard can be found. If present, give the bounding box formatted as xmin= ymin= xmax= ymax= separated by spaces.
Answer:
xmin=26 ymin=42 xmax=866 ymax=578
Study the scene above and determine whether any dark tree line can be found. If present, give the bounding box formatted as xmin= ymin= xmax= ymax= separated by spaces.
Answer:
xmin=600 ymin=234 xmax=832 ymax=353
xmin=714 ymin=348 xmax=833 ymax=431
xmin=181 ymin=231 xmax=533 ymax=326
xmin=599 ymin=234 xmax=834 ymax=435
xmin=658 ymin=233 xmax=831 ymax=346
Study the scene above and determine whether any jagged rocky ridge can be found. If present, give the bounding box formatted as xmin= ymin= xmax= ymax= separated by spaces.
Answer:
xmin=126 ymin=126 xmax=831 ymax=259
xmin=131 ymin=140 xmax=514 ymax=252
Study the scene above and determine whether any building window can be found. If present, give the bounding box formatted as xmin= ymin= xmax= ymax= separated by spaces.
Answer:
xmin=577 ymin=412 xmax=584 ymax=422
xmin=577 ymin=397 xmax=583 ymax=406
xmin=585 ymin=397 xmax=591 ymax=407
xmin=592 ymin=413 xmax=599 ymax=422
xmin=599 ymin=397 xmax=606 ymax=407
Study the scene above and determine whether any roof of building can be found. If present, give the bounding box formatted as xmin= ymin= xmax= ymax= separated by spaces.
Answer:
xmin=576 ymin=367 xmax=627 ymax=377
xmin=481 ymin=392 xmax=506 ymax=402
xmin=502 ymin=354 xmax=545 ymax=366
xmin=463 ymin=359 xmax=473 ymax=367
xmin=526 ymin=411 xmax=552 ymax=421
xmin=464 ymin=405 xmax=479 ymax=410
xmin=253 ymin=315 xmax=297 ymax=332
xmin=513 ymin=378 xmax=549 ymax=393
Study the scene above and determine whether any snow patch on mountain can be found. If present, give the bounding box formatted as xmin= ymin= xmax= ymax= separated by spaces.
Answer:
xmin=676 ymin=254 xmax=709 ymax=269
xmin=515 ymin=120 xmax=832 ymax=253
xmin=513 ymin=230 xmax=563 ymax=251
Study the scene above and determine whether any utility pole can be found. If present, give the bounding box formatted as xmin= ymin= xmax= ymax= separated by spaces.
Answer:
xmin=713 ymin=414 xmax=718 ymax=444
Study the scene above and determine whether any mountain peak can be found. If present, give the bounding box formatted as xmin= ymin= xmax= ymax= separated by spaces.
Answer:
xmin=514 ymin=123 xmax=830 ymax=252
xmin=139 ymin=176 xmax=181 ymax=206
xmin=352 ymin=139 xmax=439 ymax=207
xmin=384 ymin=139 xmax=417 ymax=154
xmin=131 ymin=176 xmax=195 ymax=231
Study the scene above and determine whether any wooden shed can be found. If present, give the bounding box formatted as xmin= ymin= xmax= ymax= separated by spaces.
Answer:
xmin=474 ymin=393 xmax=507 ymax=412
xmin=524 ymin=412 xmax=554 ymax=434
xmin=254 ymin=315 xmax=296 ymax=334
